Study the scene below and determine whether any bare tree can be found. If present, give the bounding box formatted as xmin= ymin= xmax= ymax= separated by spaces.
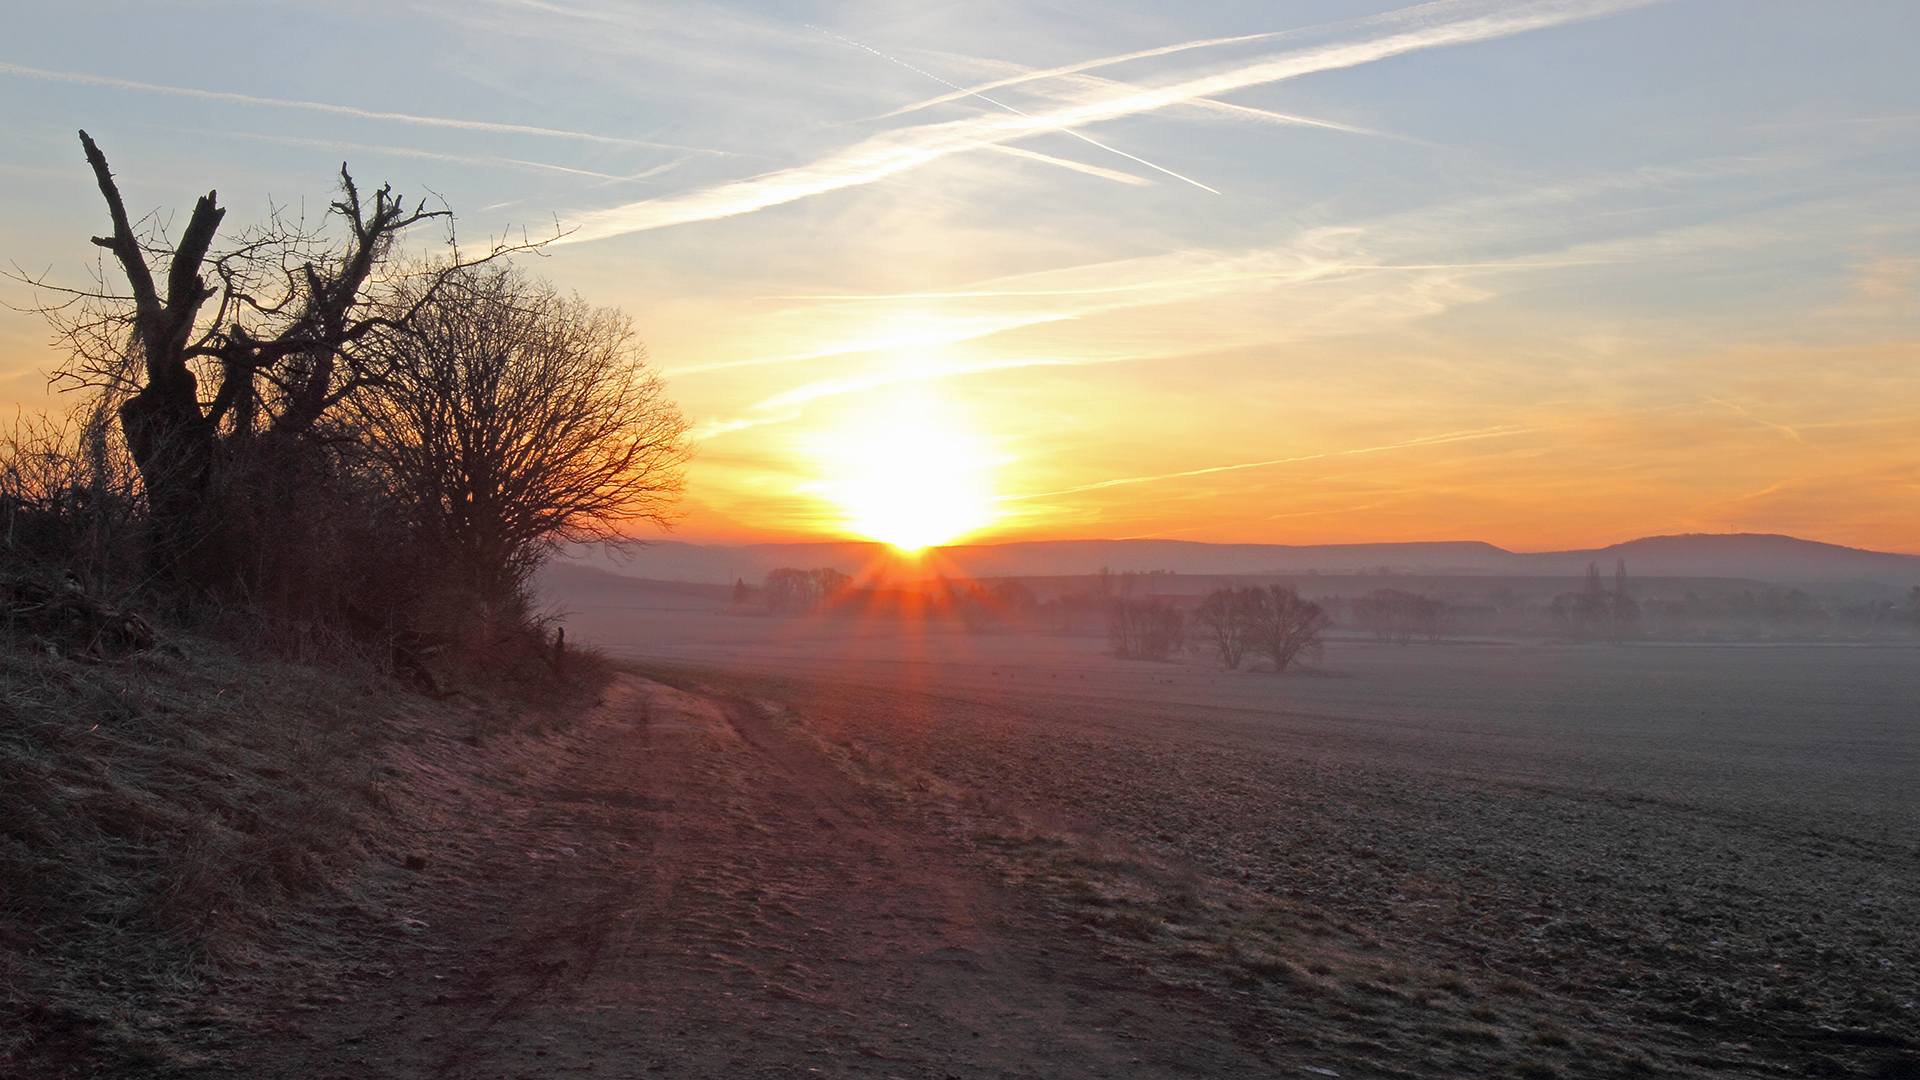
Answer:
xmin=355 ymin=263 xmax=690 ymax=608
xmin=21 ymin=131 xmax=541 ymax=590
xmin=1108 ymin=595 xmax=1184 ymax=660
xmin=0 ymin=404 xmax=141 ymax=585
xmin=1191 ymin=586 xmax=1253 ymax=669
xmin=763 ymin=568 xmax=812 ymax=615
xmin=1241 ymin=585 xmax=1327 ymax=673
xmin=810 ymin=567 xmax=852 ymax=608
xmin=1549 ymin=561 xmax=1637 ymax=643
xmin=1608 ymin=558 xmax=1640 ymax=645
xmin=761 ymin=567 xmax=851 ymax=615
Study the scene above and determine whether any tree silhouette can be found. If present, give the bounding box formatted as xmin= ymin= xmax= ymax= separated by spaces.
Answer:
xmin=1191 ymin=586 xmax=1253 ymax=668
xmin=27 ymin=132 xmax=542 ymax=594
xmin=355 ymin=264 xmax=689 ymax=609
xmin=1240 ymin=585 xmax=1327 ymax=673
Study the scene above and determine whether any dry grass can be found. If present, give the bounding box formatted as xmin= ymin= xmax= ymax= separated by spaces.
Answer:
xmin=0 ymin=619 xmax=614 ymax=1077
xmin=0 ymin=633 xmax=402 ymax=1074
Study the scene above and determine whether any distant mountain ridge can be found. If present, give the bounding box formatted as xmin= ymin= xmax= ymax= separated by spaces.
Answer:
xmin=566 ymin=532 xmax=1920 ymax=587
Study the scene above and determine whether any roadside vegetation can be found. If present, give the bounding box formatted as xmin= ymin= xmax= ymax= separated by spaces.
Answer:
xmin=1 ymin=133 xmax=684 ymax=1074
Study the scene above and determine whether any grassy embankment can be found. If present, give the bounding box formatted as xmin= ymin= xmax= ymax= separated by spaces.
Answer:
xmin=0 ymin=611 xmax=606 ymax=1077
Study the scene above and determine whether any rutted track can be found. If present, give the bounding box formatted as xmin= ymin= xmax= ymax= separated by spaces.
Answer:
xmin=252 ymin=676 xmax=1274 ymax=1078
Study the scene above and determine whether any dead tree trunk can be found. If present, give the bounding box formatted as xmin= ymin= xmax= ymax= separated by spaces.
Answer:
xmin=80 ymin=131 xmax=226 ymax=583
xmin=74 ymin=131 xmax=502 ymax=595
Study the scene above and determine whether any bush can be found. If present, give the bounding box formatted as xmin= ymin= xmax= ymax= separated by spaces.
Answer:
xmin=1109 ymin=596 xmax=1185 ymax=660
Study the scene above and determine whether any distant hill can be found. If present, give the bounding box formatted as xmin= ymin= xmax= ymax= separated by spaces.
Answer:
xmin=557 ymin=533 xmax=1920 ymax=588
xmin=1534 ymin=533 xmax=1920 ymax=581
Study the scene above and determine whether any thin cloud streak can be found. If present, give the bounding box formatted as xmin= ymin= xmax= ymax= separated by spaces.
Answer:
xmin=0 ymin=60 xmax=721 ymax=153
xmin=772 ymin=260 xmax=1611 ymax=300
xmin=1707 ymin=397 xmax=1818 ymax=448
xmin=985 ymin=144 xmax=1156 ymax=186
xmin=691 ymin=354 xmax=1130 ymax=441
xmin=560 ymin=0 xmax=1664 ymax=242
xmin=999 ymin=425 xmax=1537 ymax=502
xmin=1180 ymin=98 xmax=1411 ymax=140
xmin=870 ymin=0 xmax=1624 ymax=122
xmin=864 ymin=0 xmax=1510 ymax=124
xmin=661 ymin=312 xmax=1081 ymax=378
xmin=200 ymin=130 xmax=633 ymax=181
xmin=812 ymin=25 xmax=1220 ymax=193
xmin=756 ymin=356 xmax=1088 ymax=412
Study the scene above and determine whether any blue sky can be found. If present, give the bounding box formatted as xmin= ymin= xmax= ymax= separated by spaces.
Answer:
xmin=3 ymin=0 xmax=1917 ymax=549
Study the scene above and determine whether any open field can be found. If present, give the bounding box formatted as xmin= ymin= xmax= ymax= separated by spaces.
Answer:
xmin=523 ymin=571 xmax=1920 ymax=1076
xmin=550 ymin=573 xmax=1920 ymax=830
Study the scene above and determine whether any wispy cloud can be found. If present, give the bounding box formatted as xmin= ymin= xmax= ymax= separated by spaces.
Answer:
xmin=671 ymin=142 xmax=1806 ymax=435
xmin=998 ymin=424 xmax=1538 ymax=502
xmin=662 ymin=311 xmax=1081 ymax=378
xmin=561 ymin=0 xmax=1662 ymax=242
xmin=691 ymin=353 xmax=1123 ymax=440
xmin=0 ymin=59 xmax=722 ymax=154
xmin=1707 ymin=397 xmax=1817 ymax=448
xmin=773 ymin=260 xmax=1604 ymax=302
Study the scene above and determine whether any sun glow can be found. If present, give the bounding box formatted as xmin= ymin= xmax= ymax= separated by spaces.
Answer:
xmin=804 ymin=384 xmax=999 ymax=551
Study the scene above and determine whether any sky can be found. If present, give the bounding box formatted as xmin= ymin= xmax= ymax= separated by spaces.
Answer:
xmin=2 ymin=0 xmax=1917 ymax=552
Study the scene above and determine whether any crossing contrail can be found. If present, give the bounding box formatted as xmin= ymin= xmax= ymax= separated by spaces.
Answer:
xmin=809 ymin=25 xmax=1221 ymax=193
xmin=561 ymin=0 xmax=1666 ymax=243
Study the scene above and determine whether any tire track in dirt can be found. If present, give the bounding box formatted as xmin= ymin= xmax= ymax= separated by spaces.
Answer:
xmin=252 ymin=676 xmax=1276 ymax=1078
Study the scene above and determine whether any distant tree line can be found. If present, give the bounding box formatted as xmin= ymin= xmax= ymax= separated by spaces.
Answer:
xmin=760 ymin=567 xmax=853 ymax=615
xmin=726 ymin=562 xmax=1920 ymax=652
xmin=1547 ymin=561 xmax=1640 ymax=644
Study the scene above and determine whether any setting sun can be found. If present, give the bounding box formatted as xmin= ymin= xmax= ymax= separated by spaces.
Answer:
xmin=803 ymin=385 xmax=998 ymax=550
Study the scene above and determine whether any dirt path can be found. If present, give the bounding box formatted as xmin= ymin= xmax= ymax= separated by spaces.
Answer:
xmin=254 ymin=676 xmax=1278 ymax=1079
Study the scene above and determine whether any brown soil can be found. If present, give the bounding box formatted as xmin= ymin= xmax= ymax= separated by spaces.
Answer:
xmin=244 ymin=676 xmax=1286 ymax=1078
xmin=227 ymin=659 xmax=1918 ymax=1079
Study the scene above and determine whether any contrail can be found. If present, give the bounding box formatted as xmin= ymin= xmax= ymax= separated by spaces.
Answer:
xmin=0 ymin=60 xmax=724 ymax=154
xmin=869 ymin=29 xmax=1318 ymax=122
xmin=201 ymin=130 xmax=636 ymax=181
xmin=809 ymin=25 xmax=1221 ymax=193
xmin=984 ymin=144 xmax=1155 ymax=186
xmin=880 ymin=63 xmax=1403 ymax=143
xmin=1181 ymin=98 xmax=1410 ymax=140
xmin=998 ymin=425 xmax=1536 ymax=502
xmin=561 ymin=0 xmax=1665 ymax=242
xmin=866 ymin=0 xmax=1604 ymax=122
